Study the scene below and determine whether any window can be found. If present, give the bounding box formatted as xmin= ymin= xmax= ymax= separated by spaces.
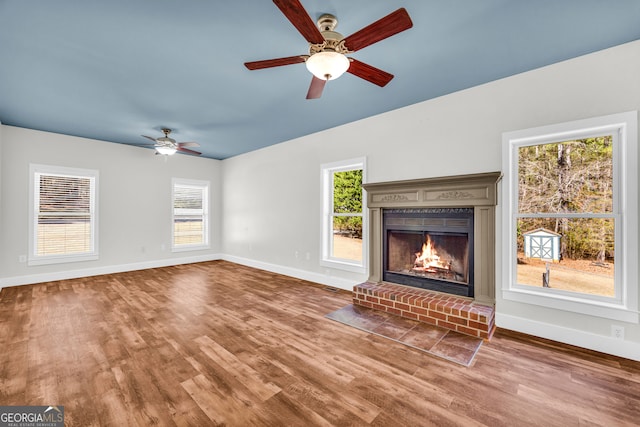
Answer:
xmin=502 ymin=112 xmax=638 ymax=322
xmin=172 ymin=178 xmax=209 ymax=251
xmin=321 ymin=158 xmax=367 ymax=273
xmin=29 ymin=164 xmax=98 ymax=265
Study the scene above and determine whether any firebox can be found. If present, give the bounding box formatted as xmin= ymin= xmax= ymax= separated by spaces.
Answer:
xmin=383 ymin=208 xmax=474 ymax=297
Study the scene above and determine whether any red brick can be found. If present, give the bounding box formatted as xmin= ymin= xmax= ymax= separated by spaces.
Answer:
xmin=352 ymin=282 xmax=496 ymax=337
xmin=469 ymin=320 xmax=487 ymax=330
xmin=395 ymin=302 xmax=410 ymax=311
xmin=386 ymin=307 xmax=402 ymax=316
xmin=380 ymin=299 xmax=394 ymax=307
xmin=418 ymin=315 xmax=437 ymax=325
xmin=410 ymin=306 xmax=429 ymax=316
xmin=429 ymin=310 xmax=447 ymax=320
xmin=447 ymin=316 xmax=467 ymax=326
xmin=438 ymin=320 xmax=457 ymax=330
xmin=402 ymin=311 xmax=419 ymax=320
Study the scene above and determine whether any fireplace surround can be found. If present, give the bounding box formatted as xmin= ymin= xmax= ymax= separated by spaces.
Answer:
xmin=354 ymin=172 xmax=502 ymax=338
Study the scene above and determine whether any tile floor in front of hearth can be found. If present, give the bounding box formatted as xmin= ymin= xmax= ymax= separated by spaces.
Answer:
xmin=326 ymin=304 xmax=483 ymax=366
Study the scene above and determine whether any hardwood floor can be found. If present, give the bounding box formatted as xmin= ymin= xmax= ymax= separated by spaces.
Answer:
xmin=1 ymin=260 xmax=638 ymax=426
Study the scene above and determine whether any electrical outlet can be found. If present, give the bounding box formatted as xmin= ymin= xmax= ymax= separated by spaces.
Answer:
xmin=18 ymin=255 xmax=27 ymax=263
xmin=611 ymin=325 xmax=625 ymax=340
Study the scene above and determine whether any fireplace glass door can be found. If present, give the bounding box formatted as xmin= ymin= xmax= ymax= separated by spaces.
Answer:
xmin=383 ymin=208 xmax=474 ymax=297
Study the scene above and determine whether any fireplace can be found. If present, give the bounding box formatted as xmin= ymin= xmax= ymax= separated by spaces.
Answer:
xmin=361 ymin=172 xmax=501 ymax=305
xmin=353 ymin=173 xmax=501 ymax=338
xmin=383 ymin=208 xmax=474 ymax=297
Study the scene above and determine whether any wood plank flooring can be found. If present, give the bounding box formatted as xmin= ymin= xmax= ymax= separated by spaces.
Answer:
xmin=1 ymin=260 xmax=639 ymax=426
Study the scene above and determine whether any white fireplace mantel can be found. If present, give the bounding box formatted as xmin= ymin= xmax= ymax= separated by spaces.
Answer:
xmin=362 ymin=172 xmax=502 ymax=306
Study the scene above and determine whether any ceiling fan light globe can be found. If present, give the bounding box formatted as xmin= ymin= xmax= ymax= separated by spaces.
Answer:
xmin=156 ymin=146 xmax=177 ymax=155
xmin=305 ymin=51 xmax=350 ymax=81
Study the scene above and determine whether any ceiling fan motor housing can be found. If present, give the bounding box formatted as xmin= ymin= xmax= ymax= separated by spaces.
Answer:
xmin=308 ymin=14 xmax=350 ymax=55
xmin=318 ymin=14 xmax=338 ymax=32
xmin=158 ymin=128 xmax=176 ymax=144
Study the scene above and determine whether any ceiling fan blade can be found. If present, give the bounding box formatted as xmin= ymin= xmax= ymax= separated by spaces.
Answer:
xmin=306 ymin=76 xmax=326 ymax=99
xmin=347 ymin=58 xmax=394 ymax=87
xmin=142 ymin=135 xmax=158 ymax=142
xmin=273 ymin=0 xmax=325 ymax=44
xmin=177 ymin=147 xmax=202 ymax=156
xmin=342 ymin=8 xmax=413 ymax=52
xmin=177 ymin=142 xmax=200 ymax=148
xmin=245 ymin=55 xmax=307 ymax=70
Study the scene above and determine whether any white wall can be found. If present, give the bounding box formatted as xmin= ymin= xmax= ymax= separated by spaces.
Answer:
xmin=0 ymin=127 xmax=222 ymax=286
xmin=222 ymin=40 xmax=640 ymax=359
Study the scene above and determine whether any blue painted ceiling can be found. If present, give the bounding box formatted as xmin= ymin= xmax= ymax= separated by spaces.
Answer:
xmin=1 ymin=1 xmax=639 ymax=159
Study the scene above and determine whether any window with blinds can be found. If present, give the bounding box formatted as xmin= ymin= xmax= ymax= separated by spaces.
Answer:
xmin=29 ymin=164 xmax=98 ymax=265
xmin=172 ymin=178 xmax=209 ymax=251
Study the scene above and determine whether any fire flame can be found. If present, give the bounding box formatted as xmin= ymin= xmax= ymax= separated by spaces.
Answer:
xmin=415 ymin=236 xmax=450 ymax=270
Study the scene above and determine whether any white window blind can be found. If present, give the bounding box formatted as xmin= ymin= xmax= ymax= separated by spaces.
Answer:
xmin=29 ymin=164 xmax=98 ymax=265
xmin=172 ymin=179 xmax=209 ymax=251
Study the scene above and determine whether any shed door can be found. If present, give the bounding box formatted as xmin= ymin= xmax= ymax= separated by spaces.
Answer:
xmin=531 ymin=236 xmax=553 ymax=259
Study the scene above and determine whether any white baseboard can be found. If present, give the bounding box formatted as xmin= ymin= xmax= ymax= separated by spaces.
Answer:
xmin=222 ymin=255 xmax=358 ymax=291
xmin=0 ymin=253 xmax=223 ymax=289
xmin=0 ymin=254 xmax=359 ymax=292
xmin=496 ymin=312 xmax=640 ymax=362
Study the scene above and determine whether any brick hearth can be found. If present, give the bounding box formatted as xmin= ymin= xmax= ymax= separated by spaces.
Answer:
xmin=353 ymin=282 xmax=495 ymax=339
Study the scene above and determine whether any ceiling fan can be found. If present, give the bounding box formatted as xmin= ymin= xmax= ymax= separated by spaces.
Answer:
xmin=141 ymin=128 xmax=201 ymax=156
xmin=244 ymin=0 xmax=413 ymax=99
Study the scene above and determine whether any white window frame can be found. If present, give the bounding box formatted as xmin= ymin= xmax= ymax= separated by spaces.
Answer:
xmin=501 ymin=111 xmax=638 ymax=323
xmin=320 ymin=157 xmax=367 ymax=274
xmin=29 ymin=164 xmax=99 ymax=266
xmin=171 ymin=178 xmax=210 ymax=252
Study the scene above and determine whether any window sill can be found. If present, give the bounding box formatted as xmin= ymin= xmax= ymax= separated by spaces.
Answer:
xmin=502 ymin=287 xmax=639 ymax=323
